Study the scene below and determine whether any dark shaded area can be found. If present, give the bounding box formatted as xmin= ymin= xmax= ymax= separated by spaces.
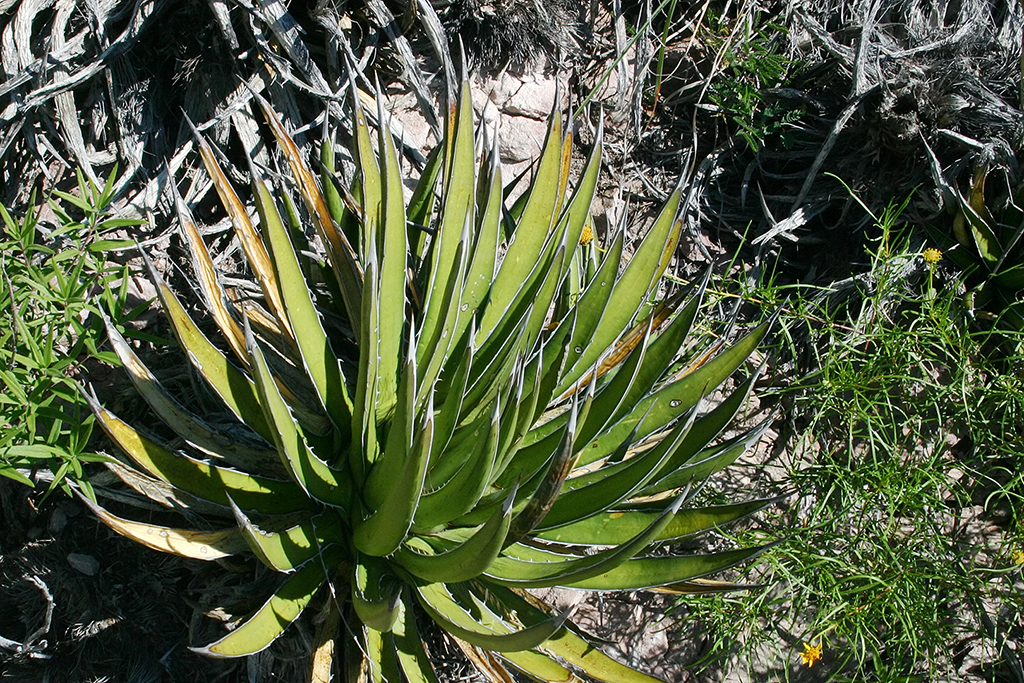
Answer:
xmin=0 ymin=480 xmax=245 ymax=682
xmin=438 ymin=0 xmax=585 ymax=71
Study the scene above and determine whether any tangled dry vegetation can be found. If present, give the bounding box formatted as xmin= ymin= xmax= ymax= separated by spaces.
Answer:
xmin=1 ymin=0 xmax=1023 ymax=681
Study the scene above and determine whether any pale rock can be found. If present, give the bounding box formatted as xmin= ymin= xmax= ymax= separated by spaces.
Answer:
xmin=67 ymin=553 xmax=100 ymax=576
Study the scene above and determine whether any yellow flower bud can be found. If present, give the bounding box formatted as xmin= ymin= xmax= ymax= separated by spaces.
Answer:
xmin=580 ymin=223 xmax=594 ymax=246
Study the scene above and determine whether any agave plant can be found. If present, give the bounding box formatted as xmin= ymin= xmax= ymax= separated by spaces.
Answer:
xmin=945 ymin=164 xmax=1024 ymax=343
xmin=82 ymin=84 xmax=774 ymax=682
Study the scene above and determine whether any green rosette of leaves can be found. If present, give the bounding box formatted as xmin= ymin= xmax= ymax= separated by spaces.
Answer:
xmin=947 ymin=165 xmax=1024 ymax=342
xmin=83 ymin=85 xmax=775 ymax=682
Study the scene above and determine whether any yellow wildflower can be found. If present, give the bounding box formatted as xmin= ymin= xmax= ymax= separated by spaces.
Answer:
xmin=922 ymin=247 xmax=942 ymax=264
xmin=580 ymin=222 xmax=594 ymax=246
xmin=800 ymin=642 xmax=823 ymax=668
xmin=1012 ymin=549 xmax=1024 ymax=566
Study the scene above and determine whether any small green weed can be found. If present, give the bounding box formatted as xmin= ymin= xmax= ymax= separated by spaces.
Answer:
xmin=672 ymin=204 xmax=1024 ymax=681
xmin=0 ymin=170 xmax=139 ymax=500
xmin=704 ymin=12 xmax=804 ymax=152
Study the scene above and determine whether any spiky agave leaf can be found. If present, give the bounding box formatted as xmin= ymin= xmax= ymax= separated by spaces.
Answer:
xmin=87 ymin=84 xmax=776 ymax=681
